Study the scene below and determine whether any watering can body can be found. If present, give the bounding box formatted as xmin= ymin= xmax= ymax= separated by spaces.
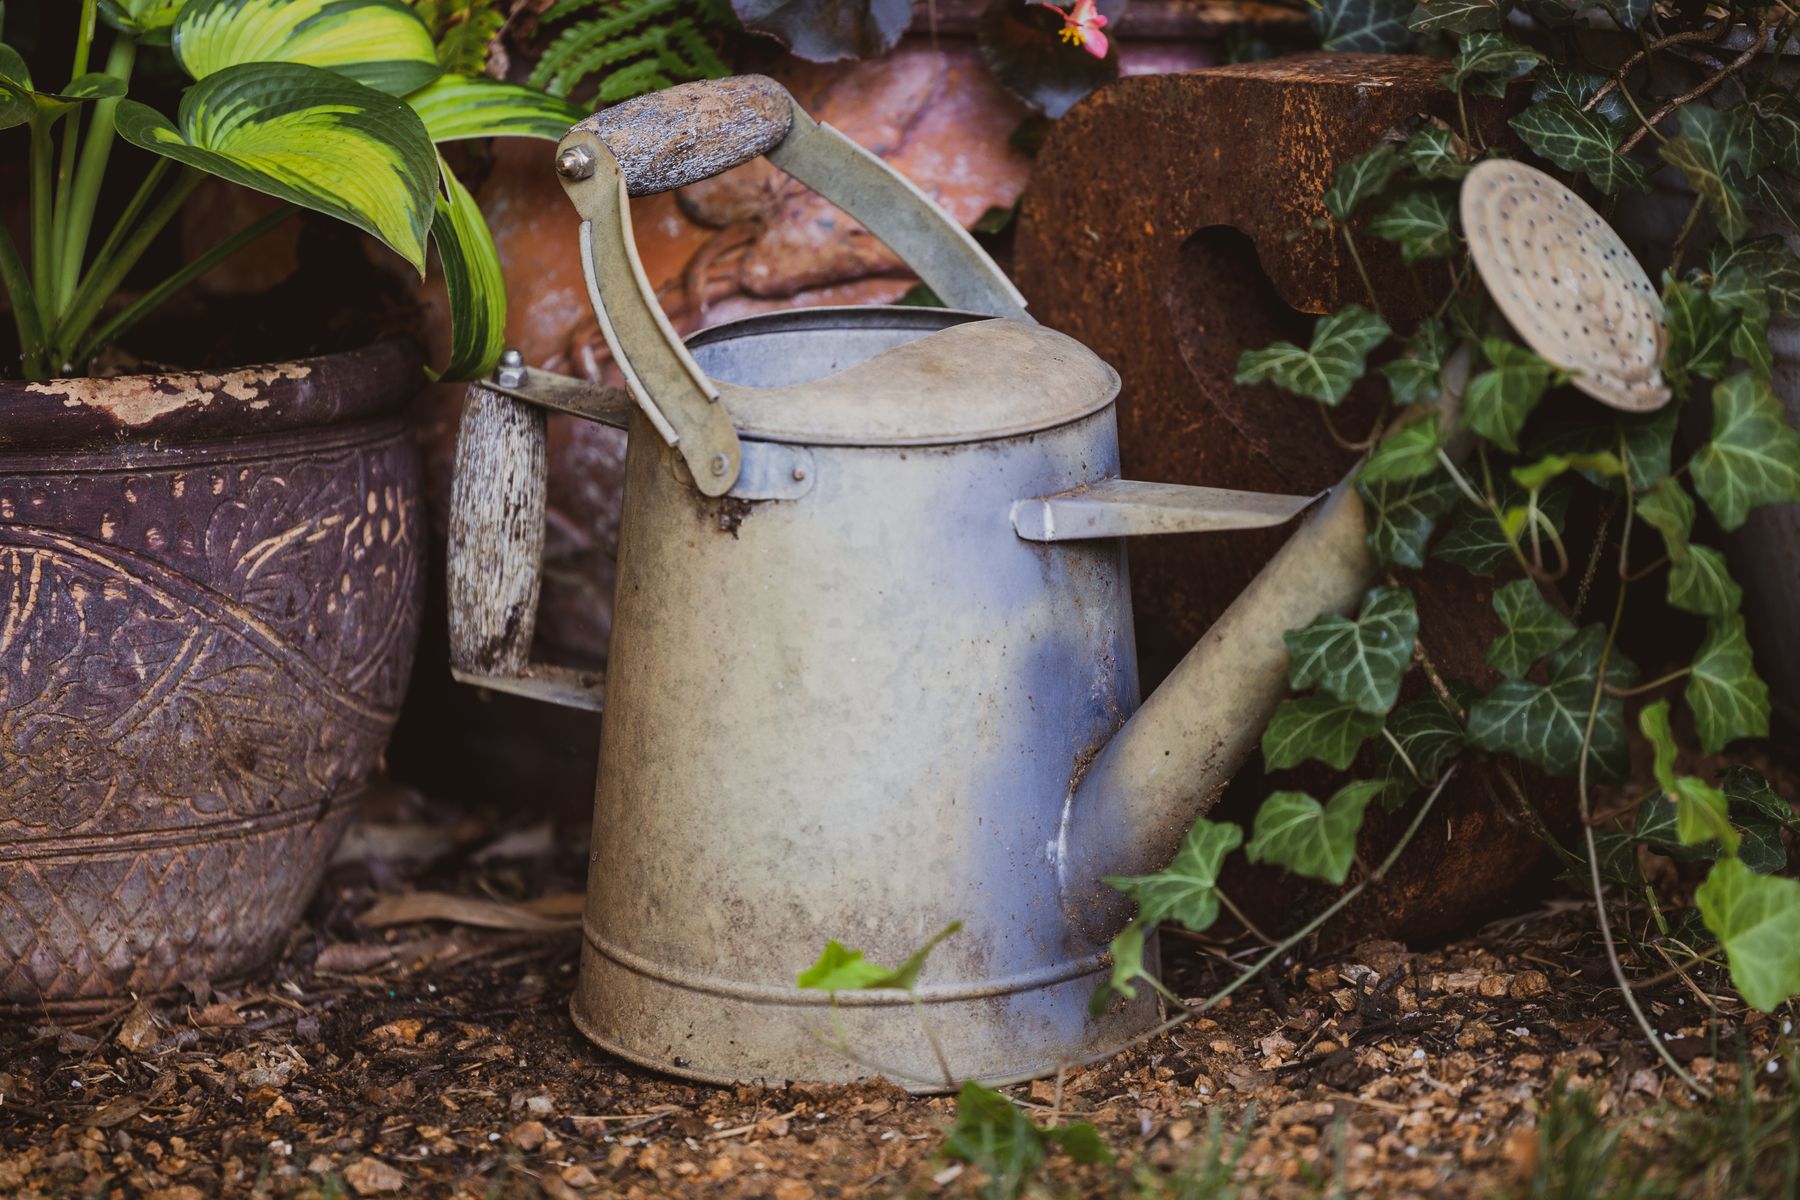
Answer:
xmin=448 ymin=77 xmax=1381 ymax=1090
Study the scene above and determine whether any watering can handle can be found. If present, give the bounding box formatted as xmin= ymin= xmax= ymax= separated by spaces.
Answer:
xmin=555 ymin=75 xmax=1031 ymax=497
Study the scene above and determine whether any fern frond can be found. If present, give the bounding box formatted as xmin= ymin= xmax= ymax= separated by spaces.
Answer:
xmin=666 ymin=19 xmax=728 ymax=79
xmin=528 ymin=0 xmax=684 ymax=91
xmin=550 ymin=27 xmax=675 ymax=96
xmin=530 ymin=0 xmax=736 ymax=99
xmin=599 ymin=58 xmax=676 ymax=102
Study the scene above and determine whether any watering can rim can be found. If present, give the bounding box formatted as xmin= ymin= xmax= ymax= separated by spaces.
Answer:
xmin=685 ymin=305 xmax=1122 ymax=449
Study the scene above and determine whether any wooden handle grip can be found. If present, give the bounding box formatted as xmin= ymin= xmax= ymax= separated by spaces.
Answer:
xmin=573 ymin=75 xmax=794 ymax=197
xmin=448 ymin=384 xmax=548 ymax=678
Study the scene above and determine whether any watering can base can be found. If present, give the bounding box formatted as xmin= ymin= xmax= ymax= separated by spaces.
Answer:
xmin=571 ymin=932 xmax=1166 ymax=1093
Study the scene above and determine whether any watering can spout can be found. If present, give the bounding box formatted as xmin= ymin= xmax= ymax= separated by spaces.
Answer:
xmin=1057 ymin=474 xmax=1377 ymax=941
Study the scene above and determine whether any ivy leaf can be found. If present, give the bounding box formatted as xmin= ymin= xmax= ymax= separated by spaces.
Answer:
xmin=1511 ymin=449 xmax=1623 ymax=493
xmin=1401 ymin=123 xmax=1473 ymax=180
xmin=1724 ymin=766 xmax=1799 ymax=832
xmin=1375 ymin=691 xmax=1467 ymax=805
xmin=1620 ymin=406 xmax=1679 ymax=490
xmin=1234 ymin=305 xmax=1391 ymax=406
xmin=1263 ymin=694 xmax=1384 ymax=771
xmin=1467 ymin=625 xmax=1638 ymax=779
xmin=1359 ymin=469 xmax=1461 ymax=569
xmin=1747 ymin=92 xmax=1800 ymax=175
xmin=1360 ymin=408 xmax=1446 ymax=483
xmin=1686 ymin=614 xmax=1771 ymax=754
xmin=1660 ymin=105 xmax=1751 ymax=244
xmin=1408 ymin=0 xmax=1502 ymax=33
xmin=1485 ymin=579 xmax=1576 ymax=678
xmin=1732 ymin=308 xmax=1773 ymax=378
xmin=1369 ymin=188 xmax=1458 ymax=264
xmin=1464 ymin=337 xmax=1554 ymax=452
xmin=1313 ymin=0 xmax=1415 ymax=52
xmin=1639 ymin=700 xmax=1738 ymax=852
xmin=1747 ymin=171 xmax=1800 ymax=229
xmin=1635 ymin=479 xmax=1742 ymax=617
xmin=1093 ymin=920 xmax=1152 ymax=1009
xmin=1380 ymin=318 xmax=1454 ymax=407
xmin=1510 ymin=97 xmax=1649 ymax=195
xmin=1246 ymin=783 xmax=1382 ymax=885
xmin=1532 ymin=63 xmax=1629 ymax=128
xmin=1441 ymin=31 xmax=1540 ymax=99
xmin=794 ymin=921 xmax=961 ymax=992
xmin=1696 ymin=858 xmax=1800 ymax=1011
xmin=1284 ymin=586 xmax=1419 ymax=714
xmin=1434 ymin=480 xmax=1570 ymax=574
xmin=1104 ymin=819 xmax=1243 ymax=931
xmin=1690 ymin=372 xmax=1800 ymax=531
xmin=1662 ymin=275 xmax=1736 ymax=395
xmin=1323 ymin=145 xmax=1402 ymax=223
xmin=1707 ymin=235 xmax=1800 ymax=319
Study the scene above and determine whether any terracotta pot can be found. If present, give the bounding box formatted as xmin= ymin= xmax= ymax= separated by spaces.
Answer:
xmin=0 ymin=340 xmax=425 ymax=1008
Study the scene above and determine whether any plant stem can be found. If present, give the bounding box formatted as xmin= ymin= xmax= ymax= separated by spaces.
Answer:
xmin=1605 ymin=666 xmax=1693 ymax=697
xmin=1669 ymin=197 xmax=1705 ymax=277
xmin=1585 ymin=21 xmax=1733 ymax=114
xmin=47 ymin=0 xmax=99 ymax=314
xmin=55 ymin=34 xmax=137 ymax=316
xmin=29 ymin=119 xmax=56 ymax=325
xmin=0 ymin=220 xmax=48 ymax=378
xmin=52 ymin=168 xmax=202 ymax=372
xmin=1381 ymin=726 xmax=1426 ymax=787
xmin=1341 ymin=227 xmax=1383 ymax=319
xmin=1620 ymin=22 xmax=1772 ymax=156
xmin=80 ymin=157 xmax=170 ymax=295
xmin=73 ymin=202 xmax=297 ymax=367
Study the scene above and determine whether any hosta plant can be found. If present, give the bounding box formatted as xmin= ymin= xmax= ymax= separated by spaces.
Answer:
xmin=1100 ymin=0 xmax=1800 ymax=1083
xmin=0 ymin=0 xmax=585 ymax=382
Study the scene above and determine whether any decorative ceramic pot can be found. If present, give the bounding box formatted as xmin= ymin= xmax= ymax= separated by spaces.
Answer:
xmin=0 ymin=340 xmax=425 ymax=1008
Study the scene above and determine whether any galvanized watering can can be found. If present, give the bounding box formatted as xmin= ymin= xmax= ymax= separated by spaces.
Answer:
xmin=448 ymin=76 xmax=1383 ymax=1090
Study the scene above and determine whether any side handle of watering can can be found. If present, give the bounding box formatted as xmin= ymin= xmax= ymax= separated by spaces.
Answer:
xmin=446 ymin=364 xmax=633 ymax=712
xmin=553 ymin=75 xmax=1032 ymax=498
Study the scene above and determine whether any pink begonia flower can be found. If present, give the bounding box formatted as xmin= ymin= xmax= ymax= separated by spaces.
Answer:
xmin=1034 ymin=0 xmax=1109 ymax=58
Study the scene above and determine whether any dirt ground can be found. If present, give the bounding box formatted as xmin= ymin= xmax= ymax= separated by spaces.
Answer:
xmin=1 ymin=784 xmax=1791 ymax=1200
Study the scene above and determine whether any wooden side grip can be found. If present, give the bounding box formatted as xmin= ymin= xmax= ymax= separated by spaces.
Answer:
xmin=448 ymin=384 xmax=548 ymax=678
xmin=575 ymin=75 xmax=794 ymax=197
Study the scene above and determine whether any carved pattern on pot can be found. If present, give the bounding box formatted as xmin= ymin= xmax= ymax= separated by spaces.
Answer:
xmin=0 ymin=420 xmax=423 ymax=1006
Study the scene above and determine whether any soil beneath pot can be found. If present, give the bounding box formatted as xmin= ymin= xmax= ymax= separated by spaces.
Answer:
xmin=3 ymin=782 xmax=1795 ymax=1199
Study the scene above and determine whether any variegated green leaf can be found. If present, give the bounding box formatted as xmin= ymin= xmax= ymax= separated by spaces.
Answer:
xmin=116 ymin=62 xmax=436 ymax=272
xmin=1661 ymin=105 xmax=1751 ymax=245
xmin=1467 ymin=625 xmax=1637 ymax=780
xmin=1375 ymin=691 xmax=1467 ymax=805
xmin=1686 ymin=614 xmax=1771 ymax=754
xmin=1746 ymin=92 xmax=1800 ymax=176
xmin=100 ymin=0 xmax=188 ymax=39
xmin=174 ymin=0 xmax=441 ymax=95
xmin=431 ymin=159 xmax=505 ymax=380
xmin=1234 ymin=305 xmax=1391 ymax=406
xmin=1510 ymin=98 xmax=1648 ymax=195
xmin=1434 ymin=480 xmax=1570 ymax=574
xmin=1531 ymin=64 xmax=1629 ymax=128
xmin=1636 ymin=478 xmax=1741 ymax=617
xmin=1284 ymin=586 xmax=1419 ymax=714
xmin=1368 ymin=188 xmax=1457 ymax=263
xmin=406 ymin=73 xmax=585 ymax=142
xmin=1323 ymin=144 xmax=1402 ymax=224
xmin=1408 ymin=0 xmax=1501 ymax=34
xmin=1263 ymin=693 xmax=1384 ymax=771
xmin=1690 ymin=372 xmax=1800 ymax=531
xmin=1708 ymin=236 xmax=1800 ymax=318
xmin=1359 ymin=468 xmax=1460 ymax=569
xmin=1441 ymin=31 xmax=1539 ymax=100
xmin=1359 ymin=407 xmax=1444 ymax=483
xmin=1313 ymin=0 xmax=1415 ymax=52
xmin=0 ymin=45 xmax=126 ymax=125
xmin=1105 ymin=819 xmax=1243 ymax=932
xmin=1379 ymin=318 xmax=1453 ymax=407
xmin=1400 ymin=124 xmax=1473 ymax=180
xmin=1463 ymin=336 xmax=1552 ymax=452
xmin=1485 ymin=578 xmax=1574 ymax=678
xmin=1246 ymin=783 xmax=1382 ymax=886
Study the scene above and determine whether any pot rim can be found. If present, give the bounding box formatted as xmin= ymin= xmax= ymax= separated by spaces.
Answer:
xmin=0 ymin=337 xmax=423 ymax=452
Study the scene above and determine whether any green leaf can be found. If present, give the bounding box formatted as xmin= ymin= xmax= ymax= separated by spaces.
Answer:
xmin=1620 ymin=406 xmax=1679 ymax=490
xmin=430 ymin=160 xmax=506 ymax=380
xmin=1400 ymin=124 xmax=1473 ymax=180
xmin=1368 ymin=188 xmax=1458 ymax=263
xmin=1689 ymin=373 xmax=1800 ymax=532
xmin=1467 ymin=625 xmax=1638 ymax=779
xmin=0 ymin=45 xmax=127 ymax=125
xmin=1510 ymin=97 xmax=1649 ymax=195
xmin=1485 ymin=578 xmax=1575 ymax=678
xmin=1234 ymin=305 xmax=1391 ymax=406
xmin=1359 ymin=407 xmax=1445 ymax=483
xmin=406 ymin=73 xmax=585 ymax=142
xmin=100 ymin=0 xmax=188 ymax=39
xmin=1532 ymin=64 xmax=1629 ymax=128
xmin=1245 ymin=782 xmax=1381 ymax=885
xmin=1635 ymin=478 xmax=1742 ymax=617
xmin=1696 ymin=858 xmax=1800 ymax=1011
xmin=1724 ymin=766 xmax=1799 ymax=832
xmin=174 ymin=0 xmax=442 ymax=95
xmin=1323 ymin=145 xmax=1402 ymax=223
xmin=1510 ymin=450 xmax=1622 ymax=493
xmin=1660 ymin=105 xmax=1751 ymax=244
xmin=1104 ymin=819 xmax=1243 ymax=932
xmin=1093 ymin=920 xmax=1152 ymax=1009
xmin=116 ymin=63 xmax=437 ymax=273
xmin=1638 ymin=700 xmax=1737 ymax=852
xmin=1434 ymin=480 xmax=1570 ymax=574
xmin=1441 ymin=31 xmax=1539 ymax=99
xmin=1312 ymin=0 xmax=1415 ymax=52
xmin=941 ymin=1081 xmax=1048 ymax=1189
xmin=1262 ymin=693 xmax=1384 ymax=771
xmin=1374 ymin=691 xmax=1467 ymax=806
xmin=1662 ymin=275 xmax=1736 ymax=395
xmin=1044 ymin=1122 xmax=1113 ymax=1165
xmin=1408 ymin=0 xmax=1501 ymax=34
xmin=794 ymin=920 xmax=962 ymax=991
xmin=1284 ymin=586 xmax=1419 ymax=714
xmin=1707 ymin=235 xmax=1800 ymax=318
xmin=1464 ymin=336 xmax=1553 ymax=452
xmin=1747 ymin=92 xmax=1800 ymax=175
xmin=1359 ymin=469 xmax=1460 ymax=569
xmin=1379 ymin=318 xmax=1453 ymax=407
xmin=1733 ymin=307 xmax=1772 ymax=378
xmin=1685 ymin=614 xmax=1771 ymax=754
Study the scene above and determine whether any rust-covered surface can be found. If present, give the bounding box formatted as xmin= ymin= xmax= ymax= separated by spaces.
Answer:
xmin=0 ymin=345 xmax=426 ymax=1006
xmin=1013 ymin=56 xmax=1563 ymax=942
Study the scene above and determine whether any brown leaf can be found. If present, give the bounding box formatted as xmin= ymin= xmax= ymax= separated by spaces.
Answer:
xmin=344 ymin=1157 xmax=407 ymax=1195
xmin=84 ymin=1096 xmax=143 ymax=1128
xmin=192 ymin=1003 xmax=245 ymax=1029
xmin=359 ymin=891 xmax=580 ymax=932
xmin=116 ymin=1002 xmax=161 ymax=1053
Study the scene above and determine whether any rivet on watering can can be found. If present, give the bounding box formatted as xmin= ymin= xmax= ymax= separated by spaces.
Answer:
xmin=791 ymin=465 xmax=807 ymax=482
xmin=710 ymin=453 xmax=729 ymax=477
xmin=495 ymin=348 xmax=526 ymax=389
xmin=557 ymin=145 xmax=596 ymax=180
